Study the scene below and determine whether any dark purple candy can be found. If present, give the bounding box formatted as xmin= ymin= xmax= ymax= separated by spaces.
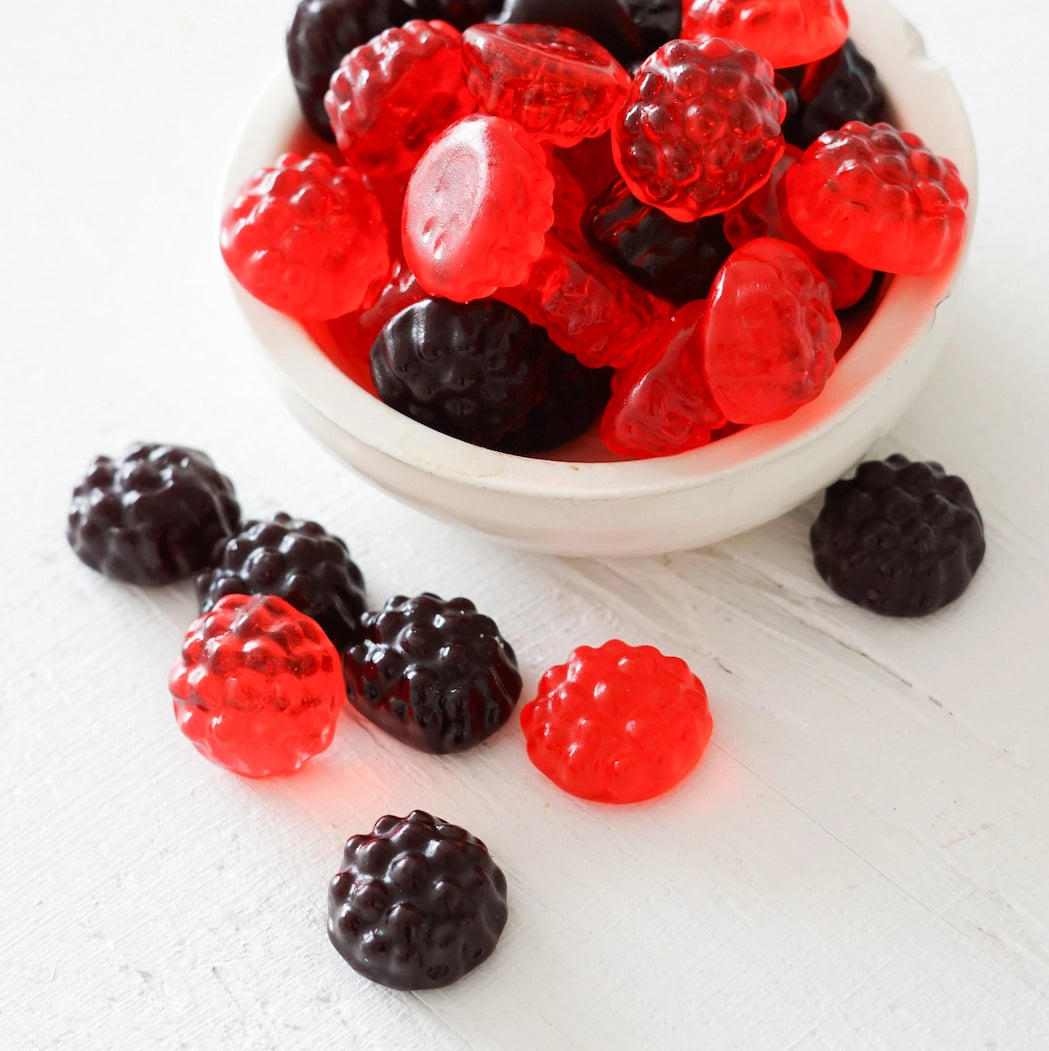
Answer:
xmin=496 ymin=0 xmax=645 ymax=66
xmin=410 ymin=0 xmax=503 ymax=29
xmin=621 ymin=0 xmax=680 ymax=57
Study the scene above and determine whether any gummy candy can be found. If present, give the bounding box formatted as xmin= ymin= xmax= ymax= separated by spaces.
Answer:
xmin=496 ymin=0 xmax=645 ymax=67
xmin=169 ymin=594 xmax=345 ymax=778
xmin=520 ymin=639 xmax=713 ymax=804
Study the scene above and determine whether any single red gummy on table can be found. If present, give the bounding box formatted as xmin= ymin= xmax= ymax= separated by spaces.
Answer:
xmin=402 ymin=114 xmax=555 ymax=301
xmin=325 ymin=19 xmax=475 ymax=178
xmin=520 ymin=640 xmax=714 ymax=804
xmin=611 ymin=36 xmax=785 ymax=222
xmin=703 ymin=237 xmax=840 ymax=424
xmin=600 ymin=300 xmax=726 ymax=458
xmin=220 ymin=152 xmax=389 ymax=320
xmin=682 ymin=0 xmax=849 ymax=69
xmin=169 ymin=594 xmax=346 ymax=778
xmin=784 ymin=121 xmax=969 ymax=275
xmin=461 ymin=23 xmax=631 ymax=148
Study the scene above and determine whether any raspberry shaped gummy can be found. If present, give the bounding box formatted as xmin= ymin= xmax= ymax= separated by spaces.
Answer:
xmin=325 ymin=19 xmax=476 ymax=178
xmin=521 ymin=640 xmax=713 ymax=804
xmin=220 ymin=152 xmax=389 ymax=320
xmin=169 ymin=594 xmax=346 ymax=777
xmin=67 ymin=442 xmax=240 ymax=586
xmin=196 ymin=513 xmax=367 ymax=653
xmin=343 ymin=593 xmax=522 ymax=753
xmin=328 ymin=810 xmax=508 ymax=989
xmin=785 ymin=121 xmax=969 ymax=275
xmin=285 ymin=0 xmax=415 ymax=141
xmin=810 ymin=454 xmax=985 ymax=617
xmin=612 ymin=36 xmax=786 ymax=222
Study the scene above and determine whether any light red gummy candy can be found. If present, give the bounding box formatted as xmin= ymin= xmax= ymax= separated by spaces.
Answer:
xmin=612 ymin=36 xmax=785 ymax=222
xmin=519 ymin=640 xmax=714 ymax=804
xmin=325 ymin=20 xmax=475 ymax=178
xmin=703 ymin=237 xmax=840 ymax=424
xmin=600 ymin=300 xmax=726 ymax=458
xmin=169 ymin=594 xmax=345 ymax=778
xmin=785 ymin=121 xmax=969 ymax=275
xmin=682 ymin=0 xmax=849 ymax=68
xmin=402 ymin=114 xmax=555 ymax=301
xmin=220 ymin=152 xmax=389 ymax=320
xmin=462 ymin=23 xmax=631 ymax=148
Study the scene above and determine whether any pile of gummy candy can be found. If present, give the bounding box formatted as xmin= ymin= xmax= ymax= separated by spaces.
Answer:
xmin=220 ymin=0 xmax=969 ymax=459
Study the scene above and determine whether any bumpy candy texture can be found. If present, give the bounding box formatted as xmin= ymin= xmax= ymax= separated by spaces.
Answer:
xmin=810 ymin=454 xmax=985 ymax=616
xmin=520 ymin=640 xmax=714 ymax=804
xmin=196 ymin=513 xmax=367 ymax=653
xmin=601 ymin=300 xmax=726 ymax=458
xmin=682 ymin=0 xmax=850 ymax=69
xmin=782 ymin=38 xmax=885 ymax=149
xmin=325 ymin=20 xmax=475 ymax=178
xmin=328 ymin=810 xmax=508 ymax=989
xmin=612 ymin=37 xmax=786 ymax=222
xmin=220 ymin=152 xmax=389 ymax=320
xmin=370 ymin=297 xmax=558 ymax=448
xmin=67 ymin=443 xmax=240 ymax=586
xmin=785 ymin=121 xmax=969 ymax=275
xmin=496 ymin=0 xmax=645 ymax=67
xmin=703 ymin=238 xmax=840 ymax=424
xmin=584 ymin=178 xmax=733 ymax=305
xmin=285 ymin=0 xmax=415 ymax=140
xmin=169 ymin=594 xmax=345 ymax=778
xmin=462 ymin=23 xmax=630 ymax=148
xmin=403 ymin=114 xmax=555 ymax=301
xmin=722 ymin=145 xmax=874 ymax=310
xmin=343 ymin=593 xmax=522 ymax=754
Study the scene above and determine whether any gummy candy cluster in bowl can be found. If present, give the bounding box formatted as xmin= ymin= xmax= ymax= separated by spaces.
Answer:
xmin=221 ymin=0 xmax=976 ymax=557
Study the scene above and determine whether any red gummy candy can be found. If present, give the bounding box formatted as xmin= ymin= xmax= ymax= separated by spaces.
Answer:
xmin=169 ymin=594 xmax=345 ymax=778
xmin=612 ymin=36 xmax=785 ymax=222
xmin=520 ymin=640 xmax=714 ymax=804
xmin=784 ymin=121 xmax=969 ymax=275
xmin=462 ymin=23 xmax=631 ymax=148
xmin=220 ymin=152 xmax=389 ymax=320
xmin=682 ymin=0 xmax=849 ymax=68
xmin=704 ymin=237 xmax=840 ymax=424
xmin=722 ymin=145 xmax=874 ymax=310
xmin=325 ymin=20 xmax=476 ymax=178
xmin=402 ymin=114 xmax=555 ymax=301
xmin=600 ymin=300 xmax=726 ymax=458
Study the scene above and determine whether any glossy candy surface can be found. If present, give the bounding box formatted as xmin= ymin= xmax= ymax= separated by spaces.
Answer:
xmin=520 ymin=639 xmax=713 ymax=803
xmin=169 ymin=594 xmax=345 ymax=778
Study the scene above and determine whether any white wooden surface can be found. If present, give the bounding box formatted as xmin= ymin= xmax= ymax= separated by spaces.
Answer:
xmin=3 ymin=1 xmax=1048 ymax=1047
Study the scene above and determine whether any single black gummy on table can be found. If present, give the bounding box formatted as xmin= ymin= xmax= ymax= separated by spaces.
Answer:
xmin=196 ymin=512 xmax=367 ymax=652
xmin=810 ymin=454 xmax=985 ymax=617
xmin=67 ymin=442 xmax=241 ymax=587
xmin=328 ymin=810 xmax=508 ymax=990
xmin=343 ymin=593 xmax=522 ymax=753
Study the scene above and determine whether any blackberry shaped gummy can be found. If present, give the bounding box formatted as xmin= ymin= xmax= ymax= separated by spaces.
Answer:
xmin=196 ymin=513 xmax=367 ymax=652
xmin=67 ymin=442 xmax=240 ymax=586
xmin=328 ymin=810 xmax=508 ymax=989
xmin=343 ymin=593 xmax=522 ymax=753
xmin=370 ymin=297 xmax=563 ymax=449
xmin=496 ymin=0 xmax=646 ymax=67
xmin=810 ymin=454 xmax=985 ymax=617
xmin=411 ymin=0 xmax=503 ymax=29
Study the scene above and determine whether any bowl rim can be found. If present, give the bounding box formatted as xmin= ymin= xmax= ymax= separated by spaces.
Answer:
xmin=222 ymin=0 xmax=978 ymax=505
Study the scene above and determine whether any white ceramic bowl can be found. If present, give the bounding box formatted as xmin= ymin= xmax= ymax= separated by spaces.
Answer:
xmin=222 ymin=0 xmax=977 ymax=557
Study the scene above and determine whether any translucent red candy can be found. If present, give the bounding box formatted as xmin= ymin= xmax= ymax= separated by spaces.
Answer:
xmin=519 ymin=640 xmax=714 ymax=804
xmin=785 ymin=121 xmax=969 ymax=275
xmin=402 ymin=114 xmax=555 ymax=301
xmin=169 ymin=594 xmax=345 ymax=778
xmin=461 ymin=23 xmax=631 ymax=148
xmin=703 ymin=237 xmax=840 ymax=424
xmin=722 ymin=145 xmax=874 ymax=310
xmin=220 ymin=152 xmax=389 ymax=320
xmin=612 ymin=36 xmax=785 ymax=222
xmin=325 ymin=20 xmax=475 ymax=178
xmin=600 ymin=301 xmax=726 ymax=458
xmin=682 ymin=0 xmax=850 ymax=69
